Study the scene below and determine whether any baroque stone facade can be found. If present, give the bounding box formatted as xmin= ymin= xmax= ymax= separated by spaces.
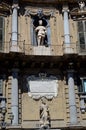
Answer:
xmin=0 ymin=0 xmax=86 ymax=130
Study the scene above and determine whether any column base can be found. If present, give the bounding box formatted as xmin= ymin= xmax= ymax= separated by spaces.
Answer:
xmin=68 ymin=123 xmax=82 ymax=128
xmin=63 ymin=44 xmax=74 ymax=54
xmin=10 ymin=45 xmax=20 ymax=52
xmin=80 ymin=108 xmax=85 ymax=113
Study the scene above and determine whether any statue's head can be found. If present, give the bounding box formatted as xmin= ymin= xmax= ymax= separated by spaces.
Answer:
xmin=41 ymin=97 xmax=46 ymax=104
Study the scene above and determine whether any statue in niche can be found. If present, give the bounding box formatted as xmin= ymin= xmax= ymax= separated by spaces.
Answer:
xmin=79 ymin=1 xmax=85 ymax=11
xmin=35 ymin=20 xmax=47 ymax=46
xmin=40 ymin=97 xmax=50 ymax=128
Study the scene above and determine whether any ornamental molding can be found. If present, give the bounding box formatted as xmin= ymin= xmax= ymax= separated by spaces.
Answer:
xmin=25 ymin=8 xmax=55 ymax=18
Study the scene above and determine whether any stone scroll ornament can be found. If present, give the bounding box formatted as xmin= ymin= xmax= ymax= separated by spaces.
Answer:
xmin=25 ymin=8 xmax=54 ymax=18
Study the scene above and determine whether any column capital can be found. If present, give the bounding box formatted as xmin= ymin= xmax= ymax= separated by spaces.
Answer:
xmin=62 ymin=4 xmax=69 ymax=13
xmin=12 ymin=4 xmax=19 ymax=10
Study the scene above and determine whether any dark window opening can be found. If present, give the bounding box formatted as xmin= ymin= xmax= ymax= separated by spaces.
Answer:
xmin=77 ymin=21 xmax=86 ymax=50
xmin=0 ymin=79 xmax=3 ymax=96
xmin=78 ymin=78 xmax=86 ymax=93
xmin=0 ymin=17 xmax=4 ymax=50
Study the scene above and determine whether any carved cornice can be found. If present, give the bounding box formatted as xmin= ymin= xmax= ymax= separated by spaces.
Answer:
xmin=25 ymin=8 xmax=55 ymax=18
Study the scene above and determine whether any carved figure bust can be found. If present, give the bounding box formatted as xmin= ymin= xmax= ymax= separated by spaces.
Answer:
xmin=35 ymin=20 xmax=47 ymax=46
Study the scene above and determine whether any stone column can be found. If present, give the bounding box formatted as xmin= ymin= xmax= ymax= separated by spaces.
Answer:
xmin=62 ymin=4 xmax=70 ymax=44
xmin=68 ymin=70 xmax=78 ymax=124
xmin=62 ymin=5 xmax=73 ymax=53
xmin=11 ymin=69 xmax=19 ymax=125
xmin=10 ymin=1 xmax=19 ymax=52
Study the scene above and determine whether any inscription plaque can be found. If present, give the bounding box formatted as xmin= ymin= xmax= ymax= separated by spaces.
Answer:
xmin=28 ymin=80 xmax=58 ymax=100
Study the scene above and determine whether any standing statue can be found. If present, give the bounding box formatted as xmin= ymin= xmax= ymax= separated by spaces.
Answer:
xmin=79 ymin=1 xmax=85 ymax=11
xmin=40 ymin=97 xmax=50 ymax=128
xmin=35 ymin=20 xmax=47 ymax=46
